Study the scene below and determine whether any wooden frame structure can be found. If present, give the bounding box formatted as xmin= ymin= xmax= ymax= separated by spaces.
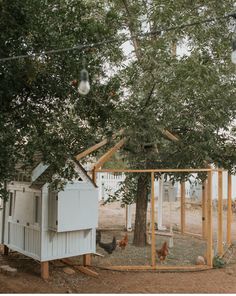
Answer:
xmin=93 ymin=167 xmax=226 ymax=271
xmin=72 ymin=133 xmax=233 ymax=272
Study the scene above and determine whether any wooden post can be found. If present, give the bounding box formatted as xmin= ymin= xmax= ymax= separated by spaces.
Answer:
xmin=83 ymin=254 xmax=91 ymax=266
xmin=227 ymin=173 xmax=232 ymax=245
xmin=180 ymin=182 xmax=186 ymax=234
xmin=3 ymin=245 xmax=9 ymax=256
xmin=217 ymin=170 xmax=223 ymax=256
xmin=41 ymin=261 xmax=49 ymax=280
xmin=202 ymin=180 xmax=207 ymax=239
xmin=158 ymin=177 xmax=165 ymax=230
xmin=151 ymin=172 xmax=156 ymax=268
xmin=206 ymin=170 xmax=213 ymax=267
xmin=92 ymin=168 xmax=97 ymax=184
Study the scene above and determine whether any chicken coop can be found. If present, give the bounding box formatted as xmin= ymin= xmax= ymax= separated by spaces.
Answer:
xmin=0 ymin=159 xmax=98 ymax=279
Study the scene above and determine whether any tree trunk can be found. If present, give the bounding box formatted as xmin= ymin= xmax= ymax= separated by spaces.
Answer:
xmin=133 ymin=174 xmax=148 ymax=247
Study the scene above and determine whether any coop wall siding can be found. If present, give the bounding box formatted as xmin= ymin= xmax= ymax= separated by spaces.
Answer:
xmin=6 ymin=221 xmax=41 ymax=260
xmin=40 ymin=229 xmax=95 ymax=261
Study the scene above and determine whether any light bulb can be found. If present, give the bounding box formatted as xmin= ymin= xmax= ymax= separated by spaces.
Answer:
xmin=78 ymin=80 xmax=90 ymax=95
xmin=78 ymin=69 xmax=90 ymax=95
xmin=231 ymin=50 xmax=236 ymax=64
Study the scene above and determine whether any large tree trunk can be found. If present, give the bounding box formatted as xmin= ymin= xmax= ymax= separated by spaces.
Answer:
xmin=133 ymin=174 xmax=149 ymax=247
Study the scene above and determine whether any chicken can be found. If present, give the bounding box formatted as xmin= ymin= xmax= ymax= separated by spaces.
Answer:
xmin=96 ymin=230 xmax=101 ymax=245
xmin=156 ymin=241 xmax=169 ymax=264
xmin=118 ymin=233 xmax=128 ymax=250
xmin=98 ymin=236 xmax=117 ymax=254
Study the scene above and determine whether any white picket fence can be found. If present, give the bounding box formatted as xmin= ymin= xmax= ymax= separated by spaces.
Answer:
xmin=96 ymin=173 xmax=126 ymax=201
xmin=95 ymin=172 xmax=236 ymax=202
xmin=96 ymin=173 xmax=191 ymax=201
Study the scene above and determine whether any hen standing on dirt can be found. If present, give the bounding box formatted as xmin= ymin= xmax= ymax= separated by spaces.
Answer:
xmin=97 ymin=232 xmax=117 ymax=254
xmin=156 ymin=241 xmax=169 ymax=264
xmin=118 ymin=233 xmax=128 ymax=250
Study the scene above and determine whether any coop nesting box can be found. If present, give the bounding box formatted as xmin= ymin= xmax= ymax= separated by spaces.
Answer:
xmin=1 ymin=159 xmax=98 ymax=262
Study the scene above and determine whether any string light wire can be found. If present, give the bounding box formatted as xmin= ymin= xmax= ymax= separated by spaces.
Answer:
xmin=0 ymin=12 xmax=236 ymax=63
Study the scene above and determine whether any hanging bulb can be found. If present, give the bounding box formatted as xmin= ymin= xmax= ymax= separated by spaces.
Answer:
xmin=78 ymin=68 xmax=90 ymax=95
xmin=232 ymin=39 xmax=236 ymax=64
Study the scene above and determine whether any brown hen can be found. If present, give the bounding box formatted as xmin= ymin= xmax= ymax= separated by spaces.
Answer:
xmin=118 ymin=233 xmax=128 ymax=250
xmin=156 ymin=241 xmax=169 ymax=264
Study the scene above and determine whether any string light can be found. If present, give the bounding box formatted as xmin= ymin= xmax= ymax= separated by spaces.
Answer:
xmin=0 ymin=12 xmax=236 ymax=63
xmin=78 ymin=59 xmax=90 ymax=95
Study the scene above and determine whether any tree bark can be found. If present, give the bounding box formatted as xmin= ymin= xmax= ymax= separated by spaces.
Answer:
xmin=133 ymin=174 xmax=149 ymax=246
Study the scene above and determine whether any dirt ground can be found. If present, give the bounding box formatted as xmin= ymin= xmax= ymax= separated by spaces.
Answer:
xmin=0 ymin=201 xmax=236 ymax=293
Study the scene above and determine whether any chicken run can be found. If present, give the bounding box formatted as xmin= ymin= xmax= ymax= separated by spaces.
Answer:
xmin=87 ymin=168 xmax=234 ymax=272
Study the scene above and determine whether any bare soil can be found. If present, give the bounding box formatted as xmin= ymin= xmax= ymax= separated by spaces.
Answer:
xmin=0 ymin=201 xmax=236 ymax=293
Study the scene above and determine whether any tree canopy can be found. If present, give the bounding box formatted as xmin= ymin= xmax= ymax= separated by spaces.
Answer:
xmin=0 ymin=0 xmax=124 ymax=187
xmin=1 ymin=1 xmax=236 ymax=203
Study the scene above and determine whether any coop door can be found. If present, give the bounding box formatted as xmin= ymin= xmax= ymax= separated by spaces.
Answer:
xmin=56 ymin=189 xmax=98 ymax=232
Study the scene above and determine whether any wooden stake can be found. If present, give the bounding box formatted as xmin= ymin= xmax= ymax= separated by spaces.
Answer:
xmin=202 ymin=180 xmax=207 ymax=239
xmin=3 ymin=245 xmax=9 ymax=256
xmin=206 ymin=170 xmax=213 ymax=267
xmin=41 ymin=261 xmax=49 ymax=280
xmin=151 ymin=172 xmax=156 ymax=268
xmin=83 ymin=254 xmax=91 ymax=266
xmin=227 ymin=173 xmax=232 ymax=245
xmin=74 ymin=266 xmax=98 ymax=278
xmin=180 ymin=182 xmax=186 ymax=234
xmin=217 ymin=170 xmax=223 ymax=256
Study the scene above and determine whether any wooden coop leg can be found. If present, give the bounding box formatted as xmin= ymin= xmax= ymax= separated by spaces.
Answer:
xmin=3 ymin=245 xmax=9 ymax=256
xmin=83 ymin=254 xmax=91 ymax=266
xmin=41 ymin=261 xmax=49 ymax=280
xmin=217 ymin=170 xmax=223 ymax=256
xmin=227 ymin=173 xmax=232 ymax=246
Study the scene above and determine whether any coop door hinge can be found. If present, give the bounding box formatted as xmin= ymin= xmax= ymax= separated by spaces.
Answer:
xmin=56 ymin=195 xmax=58 ymax=201
xmin=56 ymin=220 xmax=58 ymax=226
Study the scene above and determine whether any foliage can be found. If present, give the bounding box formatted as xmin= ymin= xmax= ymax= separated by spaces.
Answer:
xmin=0 ymin=0 xmax=124 ymax=186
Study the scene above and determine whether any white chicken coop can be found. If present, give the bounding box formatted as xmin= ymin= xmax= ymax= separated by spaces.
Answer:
xmin=0 ymin=159 xmax=98 ymax=278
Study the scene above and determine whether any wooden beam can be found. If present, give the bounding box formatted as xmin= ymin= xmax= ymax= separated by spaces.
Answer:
xmin=151 ymin=172 xmax=156 ymax=268
xmin=41 ymin=261 xmax=49 ymax=280
xmin=162 ymin=129 xmax=179 ymax=142
xmin=75 ymin=139 xmax=108 ymax=161
xmin=92 ymin=167 xmax=97 ymax=185
xmin=206 ymin=170 xmax=213 ymax=267
xmin=94 ymin=138 xmax=126 ymax=170
xmin=202 ymin=180 xmax=207 ymax=239
xmin=97 ymin=168 xmax=213 ymax=173
xmin=103 ymin=265 xmax=211 ymax=271
xmin=74 ymin=266 xmax=98 ymax=278
xmin=218 ymin=170 xmax=223 ymax=256
xmin=75 ymin=129 xmax=125 ymax=161
xmin=227 ymin=173 xmax=232 ymax=245
xmin=180 ymin=182 xmax=186 ymax=234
